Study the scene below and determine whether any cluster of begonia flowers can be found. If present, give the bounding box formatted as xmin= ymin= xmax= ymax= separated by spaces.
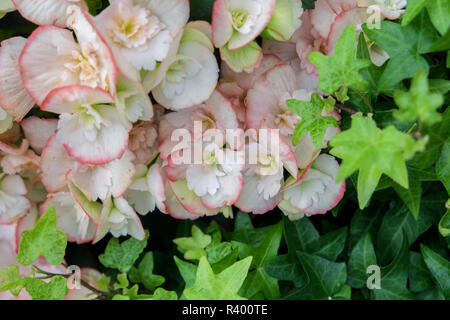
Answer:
xmin=0 ymin=0 xmax=407 ymax=257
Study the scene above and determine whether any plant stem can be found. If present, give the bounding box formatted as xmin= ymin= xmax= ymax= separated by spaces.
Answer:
xmin=354 ymin=89 xmax=374 ymax=114
xmin=335 ymin=104 xmax=357 ymax=114
xmin=32 ymin=264 xmax=109 ymax=299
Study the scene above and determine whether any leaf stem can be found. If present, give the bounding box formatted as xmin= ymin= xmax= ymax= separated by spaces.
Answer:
xmin=353 ymin=89 xmax=374 ymax=113
xmin=335 ymin=104 xmax=357 ymax=114
xmin=32 ymin=264 xmax=109 ymax=299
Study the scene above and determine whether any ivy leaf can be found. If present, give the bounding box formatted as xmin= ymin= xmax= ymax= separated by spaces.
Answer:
xmin=392 ymin=169 xmax=422 ymax=219
xmin=264 ymin=254 xmax=305 ymax=288
xmin=183 ymin=256 xmax=252 ymax=300
xmin=23 ymin=276 xmax=68 ymax=300
xmin=234 ymin=222 xmax=283 ymax=299
xmin=309 ymin=24 xmax=371 ymax=94
xmin=16 ymin=207 xmax=67 ymax=266
xmin=173 ymin=225 xmax=211 ymax=260
xmin=330 ymin=114 xmax=425 ymax=208
xmin=401 ymin=0 xmax=429 ymax=26
xmin=409 ymin=251 xmax=435 ymax=292
xmin=394 ymin=69 xmax=444 ymax=125
xmin=371 ymin=232 xmax=415 ymax=300
xmin=129 ymin=252 xmax=165 ymax=291
xmin=312 ymin=227 xmax=348 ymax=261
xmin=287 ymin=94 xmax=339 ymax=147
xmin=284 ymin=251 xmax=347 ymax=300
xmin=426 ymin=0 xmax=450 ymax=34
xmin=228 ymin=211 xmax=272 ymax=247
xmin=438 ymin=209 xmax=450 ymax=237
xmin=99 ymin=230 xmax=149 ymax=273
xmin=174 ymin=256 xmax=198 ymax=290
xmin=436 ymin=142 xmax=450 ymax=194
xmin=363 ymin=21 xmax=430 ymax=91
xmin=152 ymin=288 xmax=178 ymax=300
xmin=421 ymin=244 xmax=450 ymax=298
xmin=0 ymin=265 xmax=24 ymax=296
xmin=347 ymin=233 xmax=377 ymax=289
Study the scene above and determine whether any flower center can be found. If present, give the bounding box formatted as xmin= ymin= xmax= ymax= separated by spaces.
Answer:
xmin=110 ymin=2 xmax=164 ymax=49
xmin=65 ymin=45 xmax=100 ymax=87
xmin=231 ymin=9 xmax=248 ymax=28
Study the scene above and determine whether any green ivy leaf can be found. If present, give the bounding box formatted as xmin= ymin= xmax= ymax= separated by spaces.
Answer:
xmin=152 ymin=288 xmax=178 ymax=300
xmin=392 ymin=169 xmax=422 ymax=219
xmin=17 ymin=207 xmax=67 ymax=266
xmin=362 ymin=20 xmax=430 ymax=91
xmin=409 ymin=251 xmax=435 ymax=292
xmin=174 ymin=256 xmax=198 ymax=290
xmin=129 ymin=252 xmax=165 ymax=291
xmin=233 ymin=222 xmax=283 ymax=299
xmin=183 ymin=256 xmax=252 ymax=300
xmin=426 ymin=0 xmax=450 ymax=34
xmin=173 ymin=225 xmax=211 ymax=260
xmin=347 ymin=233 xmax=377 ymax=289
xmin=330 ymin=114 xmax=425 ymax=208
xmin=23 ymin=276 xmax=68 ymax=300
xmin=287 ymin=94 xmax=339 ymax=147
xmin=284 ymin=251 xmax=347 ymax=300
xmin=436 ymin=142 xmax=450 ymax=194
xmin=421 ymin=244 xmax=450 ymax=298
xmin=371 ymin=232 xmax=415 ymax=300
xmin=0 ymin=265 xmax=24 ymax=296
xmin=402 ymin=0 xmax=429 ymax=26
xmin=438 ymin=210 xmax=450 ymax=237
xmin=394 ymin=69 xmax=444 ymax=125
xmin=309 ymin=25 xmax=371 ymax=94
xmin=99 ymin=230 xmax=149 ymax=273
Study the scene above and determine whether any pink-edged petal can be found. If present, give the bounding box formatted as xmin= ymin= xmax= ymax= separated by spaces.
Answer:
xmin=310 ymin=0 xmax=357 ymax=39
xmin=0 ymin=37 xmax=34 ymax=121
xmin=168 ymin=179 xmax=219 ymax=216
xmin=201 ymin=174 xmax=243 ymax=209
xmin=40 ymin=134 xmax=75 ymax=193
xmin=163 ymin=176 xmax=200 ymax=220
xmin=206 ymin=89 xmax=239 ymax=131
xmin=212 ymin=0 xmax=234 ymax=48
xmin=19 ymin=26 xmax=80 ymax=106
xmin=246 ymin=63 xmax=297 ymax=129
xmin=68 ymin=179 xmax=102 ymax=225
xmin=283 ymin=154 xmax=345 ymax=215
xmin=136 ymin=0 xmax=190 ymax=35
xmin=326 ymin=7 xmax=368 ymax=55
xmin=40 ymin=192 xmax=96 ymax=244
xmin=153 ymin=41 xmax=219 ymax=110
xmin=54 ymin=101 xmax=129 ymax=166
xmin=227 ymin=0 xmax=276 ymax=50
xmin=147 ymin=163 xmax=167 ymax=213
xmin=20 ymin=116 xmax=58 ymax=154
xmin=12 ymin=0 xmax=88 ymax=27
xmin=41 ymin=85 xmax=113 ymax=114
xmin=221 ymin=54 xmax=283 ymax=90
xmin=67 ymin=7 xmax=117 ymax=97
xmin=235 ymin=173 xmax=281 ymax=214
xmin=107 ymin=150 xmax=136 ymax=199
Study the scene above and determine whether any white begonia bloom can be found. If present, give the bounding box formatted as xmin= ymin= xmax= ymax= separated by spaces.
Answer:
xmin=41 ymin=85 xmax=128 ymax=165
xmin=283 ymin=154 xmax=345 ymax=215
xmin=19 ymin=7 xmax=117 ymax=106
xmin=124 ymin=163 xmax=166 ymax=215
xmin=94 ymin=196 xmax=145 ymax=242
xmin=94 ymin=0 xmax=189 ymax=81
xmin=41 ymin=192 xmax=96 ymax=244
xmin=0 ymin=174 xmax=32 ymax=224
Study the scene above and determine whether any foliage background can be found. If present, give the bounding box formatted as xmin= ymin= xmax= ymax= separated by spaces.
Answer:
xmin=1 ymin=0 xmax=448 ymax=300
